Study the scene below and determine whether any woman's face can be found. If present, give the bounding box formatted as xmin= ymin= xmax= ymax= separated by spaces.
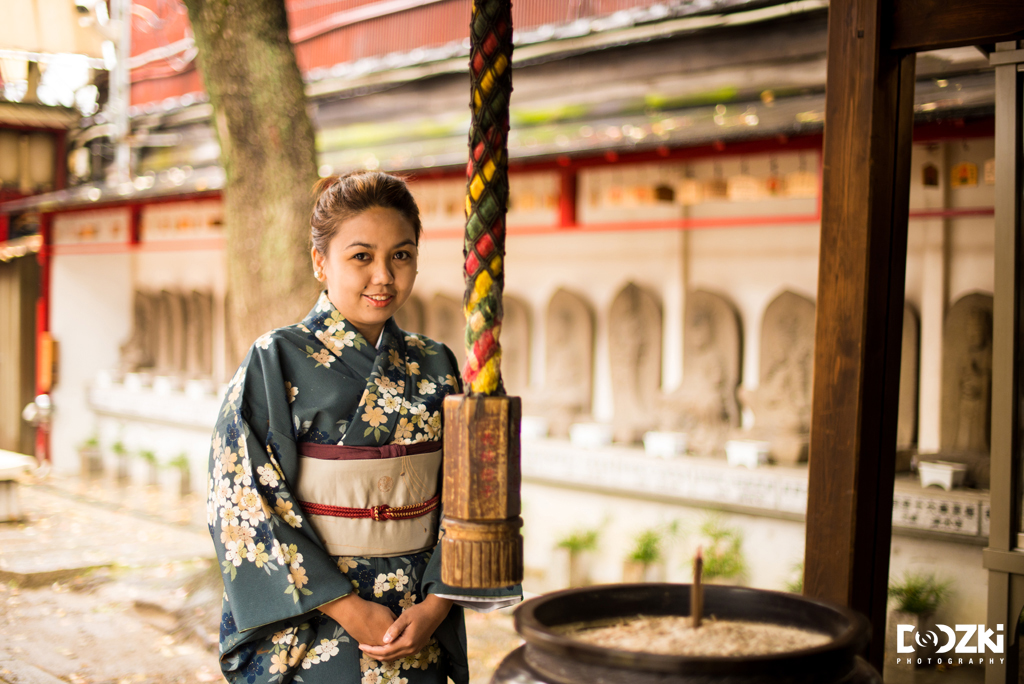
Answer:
xmin=311 ymin=206 xmax=418 ymax=344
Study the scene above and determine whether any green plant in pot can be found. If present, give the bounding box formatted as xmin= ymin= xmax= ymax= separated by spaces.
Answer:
xmin=138 ymin=449 xmax=160 ymax=487
xmin=623 ymin=521 xmax=679 ymax=583
xmin=111 ymin=441 xmax=130 ymax=484
xmin=886 ymin=572 xmax=950 ymax=667
xmin=556 ymin=528 xmax=600 ymax=588
xmin=169 ymin=452 xmax=191 ymax=498
xmin=695 ymin=516 xmax=747 ymax=583
xmin=77 ymin=435 xmax=103 ymax=480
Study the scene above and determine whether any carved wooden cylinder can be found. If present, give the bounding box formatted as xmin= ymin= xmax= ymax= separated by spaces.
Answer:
xmin=442 ymin=394 xmax=523 ymax=588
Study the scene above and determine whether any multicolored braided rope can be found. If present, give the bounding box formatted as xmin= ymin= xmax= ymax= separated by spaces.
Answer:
xmin=462 ymin=0 xmax=512 ymax=395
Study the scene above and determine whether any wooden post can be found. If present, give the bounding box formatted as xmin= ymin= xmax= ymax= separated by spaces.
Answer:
xmin=441 ymin=0 xmax=524 ymax=588
xmin=982 ymin=40 xmax=1024 ymax=684
xmin=442 ymin=395 xmax=523 ymax=587
xmin=804 ymin=0 xmax=915 ymax=669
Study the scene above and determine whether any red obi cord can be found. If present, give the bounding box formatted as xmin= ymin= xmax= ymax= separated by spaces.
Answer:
xmin=299 ymin=494 xmax=440 ymax=521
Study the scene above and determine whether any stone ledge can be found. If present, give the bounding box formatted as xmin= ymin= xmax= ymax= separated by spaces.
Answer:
xmin=521 ymin=439 xmax=990 ymax=544
xmin=87 ymin=383 xmax=221 ymax=432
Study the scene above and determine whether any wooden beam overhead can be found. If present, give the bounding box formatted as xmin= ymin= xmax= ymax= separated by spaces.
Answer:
xmin=804 ymin=0 xmax=915 ymax=669
xmin=890 ymin=0 xmax=1024 ymax=52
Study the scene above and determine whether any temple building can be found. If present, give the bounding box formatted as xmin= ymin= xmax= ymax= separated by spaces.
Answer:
xmin=0 ymin=0 xmax=1005 ymax=637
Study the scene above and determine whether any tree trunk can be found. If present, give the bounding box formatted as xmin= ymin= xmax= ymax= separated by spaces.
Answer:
xmin=182 ymin=0 xmax=320 ymax=363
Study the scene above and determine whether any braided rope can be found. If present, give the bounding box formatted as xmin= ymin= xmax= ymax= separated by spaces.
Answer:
xmin=462 ymin=0 xmax=512 ymax=395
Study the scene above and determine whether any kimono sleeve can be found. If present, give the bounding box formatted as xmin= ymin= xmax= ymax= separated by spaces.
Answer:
xmin=208 ymin=342 xmax=353 ymax=634
xmin=420 ymin=343 xmax=523 ymax=611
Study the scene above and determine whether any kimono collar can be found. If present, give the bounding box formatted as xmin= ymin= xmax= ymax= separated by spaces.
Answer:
xmin=301 ymin=293 xmax=416 ymax=446
xmin=302 ymin=291 xmax=401 ymax=357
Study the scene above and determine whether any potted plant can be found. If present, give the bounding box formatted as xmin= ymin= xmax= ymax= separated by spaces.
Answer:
xmin=168 ymin=452 xmax=191 ymax=498
xmin=556 ymin=528 xmax=600 ymax=588
xmin=695 ymin=516 xmax=747 ymax=584
xmin=77 ymin=435 xmax=103 ymax=480
xmin=886 ymin=572 xmax=950 ymax=666
xmin=622 ymin=521 xmax=679 ymax=583
xmin=622 ymin=529 xmax=664 ymax=583
xmin=784 ymin=561 xmax=804 ymax=594
xmin=111 ymin=441 xmax=130 ymax=485
xmin=138 ymin=449 xmax=160 ymax=487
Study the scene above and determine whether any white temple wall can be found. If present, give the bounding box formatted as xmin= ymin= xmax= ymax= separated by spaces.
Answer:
xmin=50 ymin=252 xmax=132 ymax=473
xmin=43 ymin=138 xmax=997 ymax=474
xmin=416 ymin=229 xmax=688 ymax=422
xmin=416 ymin=139 xmax=995 ymax=439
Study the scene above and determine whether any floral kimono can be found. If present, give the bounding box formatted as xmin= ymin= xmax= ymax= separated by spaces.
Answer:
xmin=208 ymin=292 xmax=521 ymax=684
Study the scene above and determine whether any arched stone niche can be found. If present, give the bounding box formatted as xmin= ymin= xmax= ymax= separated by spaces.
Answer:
xmin=535 ymin=288 xmax=594 ymax=437
xmin=120 ymin=290 xmax=158 ymax=372
xmin=425 ymin=293 xmax=465 ymax=369
xmin=502 ymin=295 xmax=531 ymax=396
xmin=741 ymin=290 xmax=815 ymax=464
xmin=660 ymin=289 xmax=742 ymax=455
xmin=395 ymin=294 xmax=425 ymax=334
xmin=155 ymin=290 xmax=187 ymax=375
xmin=609 ymin=282 xmax=662 ymax=444
xmin=897 ymin=303 xmax=919 ymax=451
xmin=938 ymin=292 xmax=993 ymax=487
xmin=185 ymin=291 xmax=214 ymax=378
xmin=122 ymin=289 xmax=215 ymax=378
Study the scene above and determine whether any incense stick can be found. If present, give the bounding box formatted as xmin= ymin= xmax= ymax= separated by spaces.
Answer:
xmin=692 ymin=546 xmax=704 ymax=628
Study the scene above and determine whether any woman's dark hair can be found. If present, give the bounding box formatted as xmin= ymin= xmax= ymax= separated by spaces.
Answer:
xmin=310 ymin=171 xmax=423 ymax=254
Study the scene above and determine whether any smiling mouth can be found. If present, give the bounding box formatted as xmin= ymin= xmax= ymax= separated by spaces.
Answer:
xmin=364 ymin=293 xmax=395 ymax=308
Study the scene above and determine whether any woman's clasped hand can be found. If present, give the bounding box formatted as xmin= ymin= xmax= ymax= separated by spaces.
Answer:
xmin=321 ymin=593 xmax=453 ymax=659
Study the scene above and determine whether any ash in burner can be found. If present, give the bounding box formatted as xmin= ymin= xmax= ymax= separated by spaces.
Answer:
xmin=559 ymin=616 xmax=831 ymax=656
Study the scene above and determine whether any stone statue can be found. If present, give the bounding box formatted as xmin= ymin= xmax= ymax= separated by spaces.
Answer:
xmin=939 ymin=293 xmax=993 ymax=486
xmin=660 ymin=290 xmax=741 ymax=455
xmin=897 ymin=304 xmax=919 ymax=452
xmin=530 ymin=288 xmax=594 ymax=437
xmin=609 ymin=282 xmax=662 ymax=443
xmin=154 ymin=291 xmax=173 ymax=374
xmin=425 ymin=293 xmax=465 ymax=369
xmin=120 ymin=290 xmax=158 ymax=372
xmin=185 ymin=291 xmax=214 ymax=378
xmin=740 ymin=290 xmax=815 ymax=464
xmin=395 ymin=294 xmax=425 ymax=334
xmin=502 ymin=295 xmax=531 ymax=396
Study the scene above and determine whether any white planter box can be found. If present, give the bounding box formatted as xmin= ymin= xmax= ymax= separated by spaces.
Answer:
xmin=918 ymin=460 xmax=967 ymax=491
xmin=569 ymin=422 xmax=613 ymax=449
xmin=0 ymin=452 xmax=35 ymax=522
xmin=725 ymin=440 xmax=771 ymax=469
xmin=643 ymin=431 xmax=688 ymax=458
xmin=520 ymin=416 xmax=550 ymax=441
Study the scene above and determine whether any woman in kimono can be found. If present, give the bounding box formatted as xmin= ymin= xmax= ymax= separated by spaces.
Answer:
xmin=208 ymin=171 xmax=521 ymax=684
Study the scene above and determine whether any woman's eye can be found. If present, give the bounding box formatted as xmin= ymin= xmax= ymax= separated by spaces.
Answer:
xmin=353 ymin=252 xmax=371 ymax=261
xmin=394 ymin=251 xmax=410 ymax=261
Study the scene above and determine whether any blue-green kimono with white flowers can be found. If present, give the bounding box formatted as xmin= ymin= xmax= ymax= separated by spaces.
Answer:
xmin=208 ymin=292 xmax=520 ymax=684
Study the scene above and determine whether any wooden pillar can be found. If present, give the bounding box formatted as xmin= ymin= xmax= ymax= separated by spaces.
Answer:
xmin=558 ymin=167 xmax=576 ymax=228
xmin=804 ymin=0 xmax=915 ymax=670
xmin=983 ymin=40 xmax=1024 ymax=684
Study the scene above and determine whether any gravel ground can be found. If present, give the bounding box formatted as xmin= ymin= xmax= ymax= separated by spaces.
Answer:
xmin=0 ymin=472 xmax=521 ymax=684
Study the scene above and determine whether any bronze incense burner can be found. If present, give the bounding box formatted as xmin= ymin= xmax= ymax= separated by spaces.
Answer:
xmin=493 ymin=583 xmax=881 ymax=684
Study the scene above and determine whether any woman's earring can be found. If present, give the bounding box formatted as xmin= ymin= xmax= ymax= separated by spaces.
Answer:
xmin=314 ymin=270 xmax=323 ymax=280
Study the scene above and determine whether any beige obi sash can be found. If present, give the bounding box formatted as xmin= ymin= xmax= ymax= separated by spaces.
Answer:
xmin=295 ymin=441 xmax=442 ymax=558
